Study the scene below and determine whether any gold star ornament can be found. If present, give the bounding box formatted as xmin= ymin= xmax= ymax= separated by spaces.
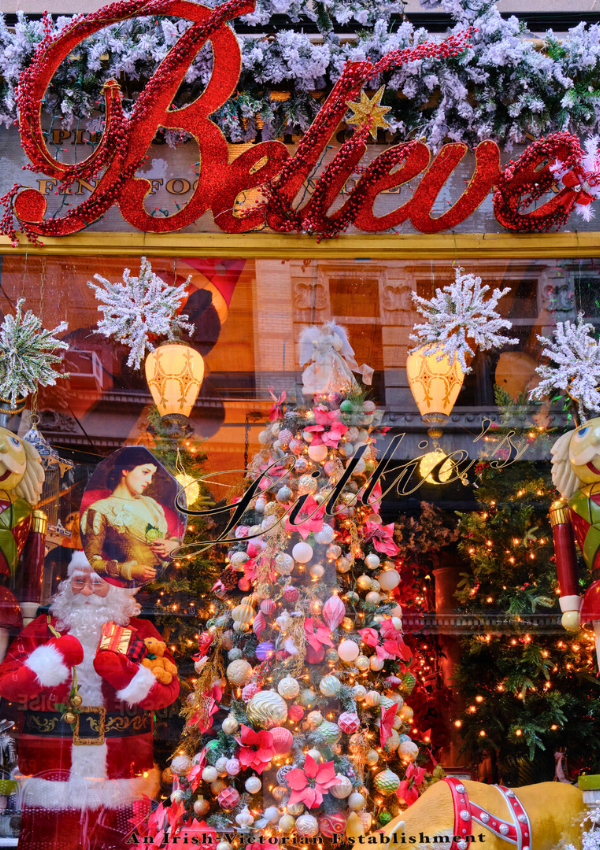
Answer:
xmin=345 ymin=86 xmax=392 ymax=140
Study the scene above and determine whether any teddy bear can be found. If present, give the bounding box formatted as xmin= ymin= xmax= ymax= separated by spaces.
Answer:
xmin=141 ymin=637 xmax=178 ymax=685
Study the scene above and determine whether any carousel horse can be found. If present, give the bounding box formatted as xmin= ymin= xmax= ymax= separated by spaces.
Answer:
xmin=382 ymin=778 xmax=585 ymax=850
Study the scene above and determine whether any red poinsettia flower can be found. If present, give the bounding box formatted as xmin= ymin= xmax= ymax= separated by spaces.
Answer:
xmin=364 ymin=521 xmax=400 ymax=556
xmin=285 ymin=496 xmax=326 ymax=539
xmin=380 ymin=703 xmax=397 ymax=748
xmin=397 ymin=778 xmax=419 ymax=807
xmin=187 ymin=749 xmax=207 ymax=791
xmin=286 ymin=754 xmax=341 ymax=808
xmin=406 ymin=761 xmax=426 ymax=785
xmin=236 ymin=725 xmax=275 ymax=774
xmin=304 ymin=618 xmax=334 ymax=652
xmin=190 ymin=683 xmax=222 ymax=733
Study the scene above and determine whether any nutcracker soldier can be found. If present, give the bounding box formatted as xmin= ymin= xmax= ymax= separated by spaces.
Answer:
xmin=550 ymin=417 xmax=600 ymax=661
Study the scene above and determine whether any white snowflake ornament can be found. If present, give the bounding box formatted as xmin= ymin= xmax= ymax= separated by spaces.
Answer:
xmin=0 ymin=299 xmax=69 ymax=405
xmin=409 ymin=266 xmax=517 ymax=373
xmin=89 ymin=257 xmax=194 ymax=370
xmin=529 ymin=312 xmax=600 ymax=420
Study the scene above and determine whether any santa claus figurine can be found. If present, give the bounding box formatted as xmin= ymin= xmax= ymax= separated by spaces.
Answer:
xmin=0 ymin=550 xmax=179 ymax=850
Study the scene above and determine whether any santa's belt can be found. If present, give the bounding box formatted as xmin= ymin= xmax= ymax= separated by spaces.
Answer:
xmin=22 ymin=707 xmax=151 ymax=745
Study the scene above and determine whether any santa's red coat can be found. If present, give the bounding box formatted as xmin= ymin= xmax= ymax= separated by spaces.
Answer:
xmin=0 ymin=614 xmax=179 ymax=811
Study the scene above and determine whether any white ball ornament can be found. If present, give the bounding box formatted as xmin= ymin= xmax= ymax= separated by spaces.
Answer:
xmin=308 ymin=444 xmax=328 ymax=462
xmin=202 ymin=766 xmax=218 ymax=783
xmin=245 ymin=776 xmax=262 ymax=794
xmin=338 ymin=640 xmax=359 ymax=662
xmin=292 ymin=541 xmax=313 ymax=563
xmin=275 ymin=553 xmax=293 ymax=576
xmin=355 ymin=655 xmax=370 ymax=672
xmin=366 ymin=749 xmax=379 ymax=765
xmin=352 ymin=684 xmax=367 ymax=700
xmin=278 ymin=676 xmax=300 ymax=700
xmin=307 ymin=710 xmax=323 ymax=727
xmin=264 ymin=807 xmax=280 ymax=824
xmin=258 ymin=429 xmax=270 ymax=445
xmin=374 ymin=769 xmax=401 ymax=795
xmin=379 ymin=569 xmax=400 ymax=591
xmin=365 ymin=591 xmax=381 ymax=605
xmin=384 ymin=730 xmax=400 ymax=752
xmin=314 ymin=525 xmax=335 ymax=545
xmin=348 ymin=792 xmax=366 ymax=810
xmin=254 ymin=496 xmax=266 ymax=513
xmin=296 ymin=814 xmax=319 ymax=837
xmin=330 ymin=775 xmax=353 ymax=799
xmin=399 ymin=740 xmax=419 ymax=762
xmin=365 ymin=553 xmax=380 ymax=569
xmin=227 ymin=659 xmax=253 ymax=686
xmin=171 ymin=754 xmax=192 ymax=775
xmin=217 ymin=843 xmax=232 ymax=850
xmin=215 ymin=757 xmax=229 ymax=773
xmin=327 ymin=544 xmax=342 ymax=560
xmin=310 ymin=563 xmax=325 ymax=580
xmin=171 ymin=789 xmax=185 ymax=803
xmin=370 ymin=579 xmax=380 ymax=592
xmin=307 ymin=748 xmax=322 ymax=762
xmin=319 ymin=675 xmax=342 ymax=697
xmin=391 ymin=616 xmax=403 ymax=630
xmin=365 ymin=690 xmax=381 ymax=707
xmin=336 ymin=556 xmax=351 ymax=573
xmin=370 ymin=655 xmax=384 ymax=671
xmin=246 ymin=690 xmax=288 ymax=728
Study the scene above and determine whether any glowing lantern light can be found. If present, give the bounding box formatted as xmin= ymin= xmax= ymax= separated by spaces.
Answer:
xmin=175 ymin=472 xmax=200 ymax=507
xmin=419 ymin=449 xmax=453 ymax=484
xmin=406 ymin=346 xmax=465 ymax=437
xmin=145 ymin=341 xmax=204 ymax=419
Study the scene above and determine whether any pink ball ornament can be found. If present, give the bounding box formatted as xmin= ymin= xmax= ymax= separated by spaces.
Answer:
xmin=338 ymin=712 xmax=360 ymax=734
xmin=283 ymin=586 xmax=299 ymax=603
xmin=271 ymin=727 xmax=294 ymax=755
xmin=363 ymin=400 xmax=376 ymax=414
xmin=279 ymin=429 xmax=293 ymax=447
xmin=218 ymin=787 xmax=240 ymax=810
xmin=328 ymin=392 xmax=343 ymax=408
xmin=238 ymin=577 xmax=251 ymax=591
xmin=289 ymin=438 xmax=304 ymax=455
xmin=225 ymin=758 xmax=241 ymax=776
xmin=323 ymin=460 xmax=337 ymax=476
xmin=338 ymin=640 xmax=360 ymax=662
xmin=308 ymin=444 xmax=328 ymax=462
xmin=319 ymin=813 xmax=347 ymax=838
xmin=260 ymin=599 xmax=276 ymax=617
xmin=242 ymin=681 xmax=261 ymax=702
xmin=288 ymin=704 xmax=305 ymax=722
xmin=295 ymin=457 xmax=309 ymax=473
xmin=322 ymin=595 xmax=346 ymax=630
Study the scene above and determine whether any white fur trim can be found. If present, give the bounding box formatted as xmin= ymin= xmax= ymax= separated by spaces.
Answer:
xmin=25 ymin=644 xmax=69 ymax=688
xmin=70 ymin=741 xmax=108 ymax=780
xmin=116 ymin=664 xmax=156 ymax=706
xmin=560 ymin=595 xmax=583 ymax=613
xmin=67 ymin=550 xmax=91 ymax=577
xmin=20 ymin=769 xmax=160 ymax=811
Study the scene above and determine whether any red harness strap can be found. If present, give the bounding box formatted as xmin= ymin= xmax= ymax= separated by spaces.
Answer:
xmin=443 ymin=778 xmax=532 ymax=850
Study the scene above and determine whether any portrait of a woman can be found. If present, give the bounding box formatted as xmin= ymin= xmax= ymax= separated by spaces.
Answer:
xmin=80 ymin=447 xmax=185 ymax=588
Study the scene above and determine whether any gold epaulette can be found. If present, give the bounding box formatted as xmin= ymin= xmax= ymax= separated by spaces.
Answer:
xmin=549 ymin=499 xmax=571 ymax=527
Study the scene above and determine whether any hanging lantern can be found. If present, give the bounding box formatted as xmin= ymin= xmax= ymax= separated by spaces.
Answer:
xmin=406 ymin=346 xmax=465 ymax=437
xmin=145 ymin=341 xmax=204 ymax=420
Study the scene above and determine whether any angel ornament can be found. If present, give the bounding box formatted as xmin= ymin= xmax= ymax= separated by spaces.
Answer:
xmin=299 ymin=322 xmax=373 ymax=395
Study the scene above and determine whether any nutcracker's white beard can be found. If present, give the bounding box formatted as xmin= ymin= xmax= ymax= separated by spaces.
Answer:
xmin=49 ymin=582 xmax=140 ymax=706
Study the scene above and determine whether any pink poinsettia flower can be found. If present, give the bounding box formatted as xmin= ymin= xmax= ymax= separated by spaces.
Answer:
xmin=286 ymin=755 xmax=341 ymax=808
xmin=304 ymin=618 xmax=334 ymax=653
xmin=358 ymin=628 xmax=379 ymax=648
xmin=305 ymin=406 xmax=349 ymax=449
xmin=358 ymin=480 xmax=382 ymax=513
xmin=321 ymin=421 xmax=348 ymax=448
xmin=285 ymin=496 xmax=326 ymax=539
xmin=236 ymin=725 xmax=275 ymax=774
xmin=364 ymin=521 xmax=400 ymax=556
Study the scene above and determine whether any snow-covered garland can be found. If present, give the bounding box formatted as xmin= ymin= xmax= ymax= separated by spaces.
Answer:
xmin=5 ymin=0 xmax=600 ymax=148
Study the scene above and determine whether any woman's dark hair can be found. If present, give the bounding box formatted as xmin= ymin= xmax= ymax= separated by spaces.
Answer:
xmin=106 ymin=447 xmax=158 ymax=490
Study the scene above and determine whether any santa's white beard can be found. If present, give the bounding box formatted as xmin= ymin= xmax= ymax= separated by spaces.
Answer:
xmin=50 ymin=582 xmax=140 ymax=706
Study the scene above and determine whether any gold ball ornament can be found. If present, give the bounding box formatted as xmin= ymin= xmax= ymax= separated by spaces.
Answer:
xmin=366 ymin=749 xmax=379 ymax=765
xmin=232 ymin=603 xmax=255 ymax=624
xmin=279 ymin=815 xmax=295 ymax=834
xmin=194 ymin=798 xmax=210 ymax=817
xmin=63 ymin=712 xmax=76 ymax=725
xmin=71 ymin=695 xmax=83 ymax=707
xmin=246 ymin=690 xmax=288 ymax=728
xmin=288 ymin=802 xmax=305 ymax=816
xmin=222 ymin=715 xmax=239 ymax=735
xmin=356 ymin=655 xmax=370 ymax=672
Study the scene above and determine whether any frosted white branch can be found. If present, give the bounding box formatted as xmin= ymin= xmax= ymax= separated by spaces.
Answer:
xmin=409 ymin=266 xmax=518 ymax=373
xmin=89 ymin=257 xmax=194 ymax=371
xmin=529 ymin=312 xmax=600 ymax=419
xmin=0 ymin=299 xmax=68 ymax=405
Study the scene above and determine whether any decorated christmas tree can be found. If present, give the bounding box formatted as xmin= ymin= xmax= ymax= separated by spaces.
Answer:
xmin=149 ymin=323 xmax=432 ymax=845
xmin=453 ymin=392 xmax=600 ymax=785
